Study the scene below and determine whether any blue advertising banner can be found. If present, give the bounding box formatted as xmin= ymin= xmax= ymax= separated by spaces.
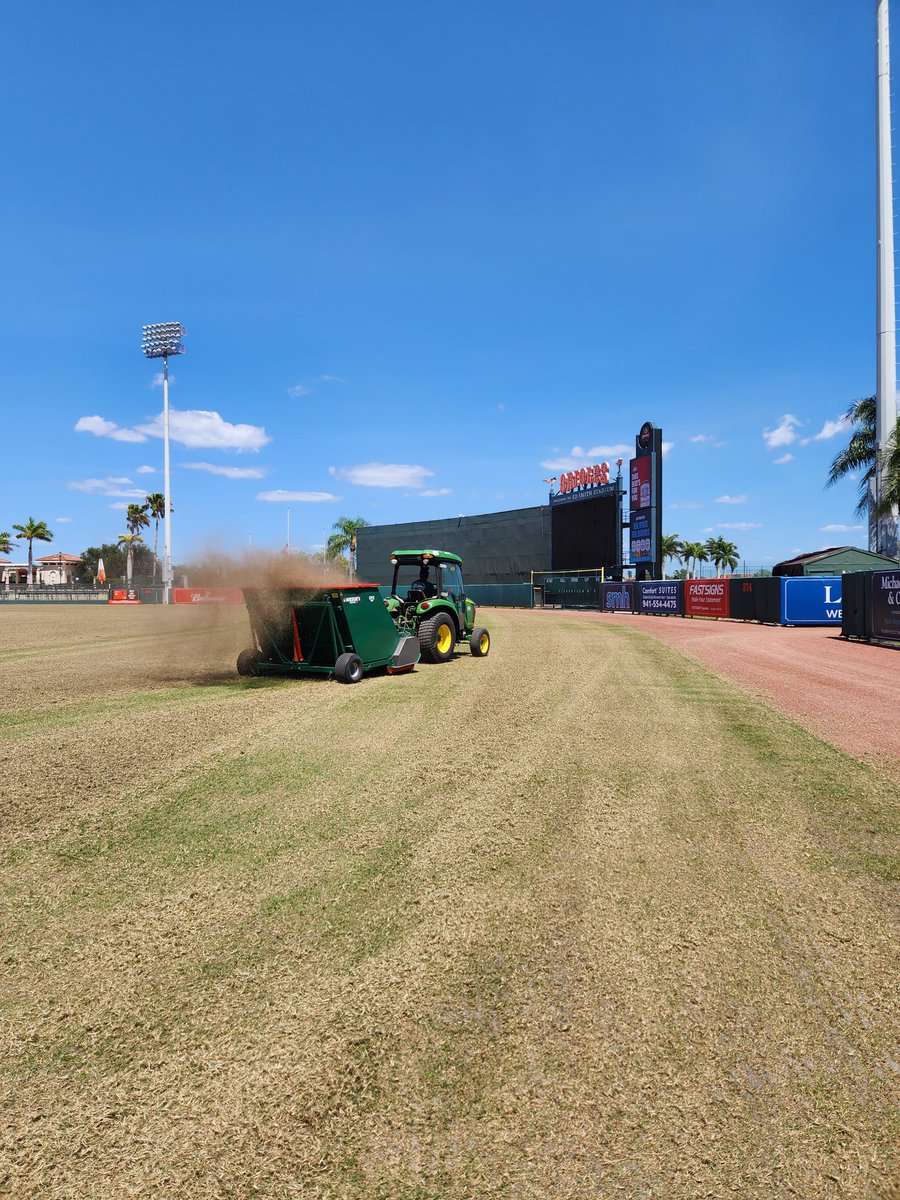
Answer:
xmin=601 ymin=582 xmax=635 ymax=612
xmin=780 ymin=577 xmax=843 ymax=626
xmin=870 ymin=569 xmax=900 ymax=641
xmin=638 ymin=580 xmax=683 ymax=615
xmin=629 ymin=509 xmax=652 ymax=563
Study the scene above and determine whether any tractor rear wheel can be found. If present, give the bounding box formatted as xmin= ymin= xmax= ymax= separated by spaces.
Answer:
xmin=334 ymin=652 xmax=364 ymax=684
xmin=237 ymin=648 xmax=263 ymax=676
xmin=419 ymin=613 xmax=456 ymax=663
xmin=470 ymin=627 xmax=491 ymax=657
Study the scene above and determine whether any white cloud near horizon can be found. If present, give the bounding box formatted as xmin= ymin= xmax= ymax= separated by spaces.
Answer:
xmin=540 ymin=443 xmax=631 ymax=472
xmin=68 ymin=476 xmax=147 ymax=498
xmin=715 ymin=494 xmax=748 ymax=505
xmin=75 ymin=415 xmax=147 ymax=443
xmin=773 ymin=453 xmax=794 ymax=465
xmin=820 ymin=523 xmax=864 ymax=533
xmin=136 ymin=465 xmax=156 ymax=474
xmin=182 ymin=462 xmax=268 ymax=480
xmin=256 ymin=490 xmax=340 ymax=503
xmin=76 ymin=409 xmax=270 ymax=452
xmin=55 ymin=516 xmax=73 ymax=523
xmin=763 ymin=414 xmax=801 ymax=449
xmin=419 ymin=488 xmax=452 ymax=497
xmin=329 ymin=462 xmax=436 ymax=489
xmin=717 ymin=521 xmax=762 ymax=530
xmin=800 ymin=415 xmax=850 ymax=446
xmin=136 ymin=409 xmax=270 ymax=451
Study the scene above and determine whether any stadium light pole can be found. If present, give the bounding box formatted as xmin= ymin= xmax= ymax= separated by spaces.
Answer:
xmin=141 ymin=322 xmax=185 ymax=602
xmin=876 ymin=1 xmax=899 ymax=557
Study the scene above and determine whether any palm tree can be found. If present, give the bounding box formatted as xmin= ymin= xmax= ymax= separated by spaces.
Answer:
xmin=718 ymin=539 xmax=739 ymax=574
xmin=126 ymin=503 xmax=150 ymax=536
xmin=11 ymin=517 xmax=53 ymax=588
xmin=827 ymin=396 xmax=900 ymax=522
xmin=117 ymin=533 xmax=143 ymax=586
xmin=703 ymin=537 xmax=723 ymax=575
xmin=661 ymin=533 xmax=682 ymax=579
xmin=0 ymin=531 xmax=12 ymax=556
xmin=326 ymin=516 xmax=371 ymax=580
xmin=146 ymin=493 xmax=169 ymax=579
xmin=680 ymin=540 xmax=706 ymax=578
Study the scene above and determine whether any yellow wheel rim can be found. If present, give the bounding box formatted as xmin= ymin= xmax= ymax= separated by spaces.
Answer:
xmin=479 ymin=632 xmax=490 ymax=653
xmin=436 ymin=623 xmax=452 ymax=654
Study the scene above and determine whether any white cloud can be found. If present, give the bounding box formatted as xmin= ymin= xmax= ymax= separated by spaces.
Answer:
xmin=661 ymin=441 xmax=674 ymax=457
xmin=108 ymin=502 xmax=131 ymax=510
xmin=136 ymin=465 xmax=156 ymax=474
xmin=801 ymin=415 xmax=850 ymax=446
xmin=716 ymin=521 xmax=762 ymax=530
xmin=329 ymin=462 xmax=435 ymax=489
xmin=715 ymin=494 xmax=748 ymax=505
xmin=135 ymin=409 xmax=270 ymax=451
xmin=287 ymin=384 xmax=310 ymax=398
xmin=78 ymin=409 xmax=270 ymax=451
xmin=763 ymin=414 xmax=801 ymax=449
xmin=75 ymin=415 xmax=147 ymax=443
xmin=321 ymin=375 xmax=345 ymax=383
xmin=55 ymin=516 xmax=73 ymax=523
xmin=541 ymin=443 xmax=630 ymax=472
xmin=773 ymin=453 xmax=794 ymax=465
xmin=820 ymin=523 xmax=864 ymax=533
xmin=690 ymin=434 xmax=713 ymax=443
xmin=151 ymin=372 xmax=174 ymax=389
xmin=418 ymin=488 xmax=452 ymax=497
xmin=671 ymin=501 xmax=701 ymax=510
xmin=182 ymin=462 xmax=267 ymax=480
xmin=256 ymin=490 xmax=339 ymax=503
xmin=68 ymin=477 xmax=147 ymax=498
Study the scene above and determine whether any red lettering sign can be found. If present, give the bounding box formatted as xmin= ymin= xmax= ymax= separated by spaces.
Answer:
xmin=559 ymin=462 xmax=610 ymax=494
xmin=685 ymin=580 xmax=730 ymax=618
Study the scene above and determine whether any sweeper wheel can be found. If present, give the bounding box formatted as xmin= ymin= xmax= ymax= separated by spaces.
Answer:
xmin=334 ymin=652 xmax=364 ymax=684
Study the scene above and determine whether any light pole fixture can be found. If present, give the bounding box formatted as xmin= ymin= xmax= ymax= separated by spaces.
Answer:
xmin=141 ymin=322 xmax=185 ymax=602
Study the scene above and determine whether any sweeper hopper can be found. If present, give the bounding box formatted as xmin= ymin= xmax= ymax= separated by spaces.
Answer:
xmin=237 ymin=584 xmax=420 ymax=683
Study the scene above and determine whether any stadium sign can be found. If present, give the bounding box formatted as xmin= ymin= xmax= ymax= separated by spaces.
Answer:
xmin=558 ymin=462 xmax=611 ymax=494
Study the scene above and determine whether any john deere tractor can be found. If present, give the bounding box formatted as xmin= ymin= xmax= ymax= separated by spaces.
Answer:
xmin=384 ymin=549 xmax=491 ymax=663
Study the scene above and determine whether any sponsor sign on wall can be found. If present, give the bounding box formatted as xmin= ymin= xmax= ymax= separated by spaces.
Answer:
xmin=629 ymin=509 xmax=652 ymax=563
xmin=780 ymin=577 xmax=843 ymax=626
xmin=685 ymin=579 xmax=730 ymax=618
xmin=638 ymin=580 xmax=683 ymax=615
xmin=601 ymin=582 xmax=635 ymax=612
xmin=871 ymin=569 xmax=900 ymax=640
xmin=172 ymin=587 xmax=245 ymax=605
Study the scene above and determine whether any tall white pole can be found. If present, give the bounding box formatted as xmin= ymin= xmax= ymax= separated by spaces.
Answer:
xmin=876 ymin=0 xmax=900 ymax=557
xmin=162 ymin=354 xmax=173 ymax=601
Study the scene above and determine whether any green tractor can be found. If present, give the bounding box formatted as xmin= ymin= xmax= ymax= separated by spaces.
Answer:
xmin=384 ymin=549 xmax=491 ymax=663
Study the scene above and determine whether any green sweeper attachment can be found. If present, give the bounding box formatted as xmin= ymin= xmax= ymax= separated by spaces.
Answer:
xmin=237 ymin=584 xmax=420 ymax=683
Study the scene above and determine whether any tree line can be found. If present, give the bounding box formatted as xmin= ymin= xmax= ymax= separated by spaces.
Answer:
xmin=3 ymin=402 xmax=896 ymax=588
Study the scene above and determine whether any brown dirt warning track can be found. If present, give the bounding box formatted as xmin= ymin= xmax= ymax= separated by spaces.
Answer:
xmin=0 ymin=604 xmax=897 ymax=1199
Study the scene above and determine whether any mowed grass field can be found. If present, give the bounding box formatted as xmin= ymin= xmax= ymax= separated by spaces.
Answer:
xmin=0 ymin=604 xmax=897 ymax=1199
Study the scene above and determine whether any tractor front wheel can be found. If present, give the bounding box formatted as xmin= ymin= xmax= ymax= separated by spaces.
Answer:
xmin=470 ymin=627 xmax=491 ymax=657
xmin=419 ymin=613 xmax=456 ymax=663
xmin=237 ymin=648 xmax=263 ymax=676
xmin=334 ymin=652 xmax=364 ymax=684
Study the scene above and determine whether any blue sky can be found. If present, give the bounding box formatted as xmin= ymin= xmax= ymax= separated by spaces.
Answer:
xmin=1 ymin=1 xmax=883 ymax=569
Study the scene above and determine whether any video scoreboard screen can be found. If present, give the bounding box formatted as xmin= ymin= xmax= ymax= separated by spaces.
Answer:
xmin=551 ymin=491 xmax=620 ymax=571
